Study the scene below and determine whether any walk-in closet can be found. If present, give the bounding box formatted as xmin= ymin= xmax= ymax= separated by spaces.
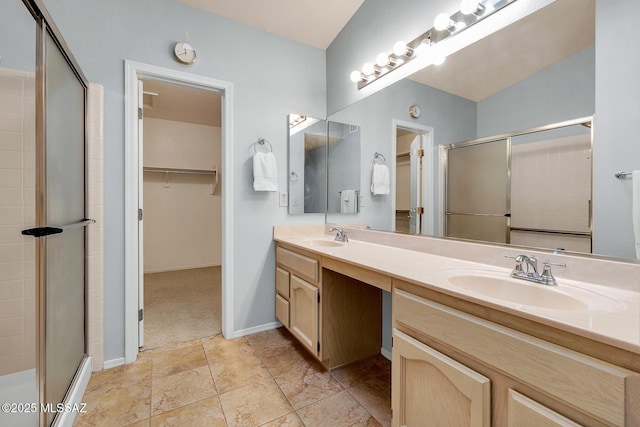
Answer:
xmin=140 ymin=79 xmax=222 ymax=350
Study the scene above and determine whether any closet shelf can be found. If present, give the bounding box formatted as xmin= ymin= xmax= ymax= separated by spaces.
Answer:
xmin=143 ymin=166 xmax=216 ymax=176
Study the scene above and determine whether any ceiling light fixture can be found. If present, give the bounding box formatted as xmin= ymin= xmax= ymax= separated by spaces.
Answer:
xmin=350 ymin=0 xmax=518 ymax=90
xmin=460 ymin=0 xmax=486 ymax=16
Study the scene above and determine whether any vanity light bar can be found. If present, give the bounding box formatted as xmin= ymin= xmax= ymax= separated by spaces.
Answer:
xmin=351 ymin=0 xmax=517 ymax=90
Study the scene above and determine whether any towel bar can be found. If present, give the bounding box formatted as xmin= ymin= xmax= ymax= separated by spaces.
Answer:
xmin=615 ymin=171 xmax=632 ymax=179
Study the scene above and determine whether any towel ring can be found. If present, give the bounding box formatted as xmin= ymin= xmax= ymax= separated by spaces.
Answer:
xmin=373 ymin=152 xmax=386 ymax=164
xmin=252 ymin=138 xmax=273 ymax=153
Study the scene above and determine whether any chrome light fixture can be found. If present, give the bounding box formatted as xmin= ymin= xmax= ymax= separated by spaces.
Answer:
xmin=350 ymin=0 xmax=517 ymax=89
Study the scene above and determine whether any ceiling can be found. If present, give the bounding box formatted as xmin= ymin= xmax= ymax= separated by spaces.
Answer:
xmin=150 ymin=0 xmax=594 ymax=124
xmin=176 ymin=0 xmax=365 ymax=50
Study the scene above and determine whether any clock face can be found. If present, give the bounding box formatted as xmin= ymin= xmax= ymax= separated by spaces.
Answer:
xmin=174 ymin=42 xmax=197 ymax=65
xmin=409 ymin=105 xmax=421 ymax=119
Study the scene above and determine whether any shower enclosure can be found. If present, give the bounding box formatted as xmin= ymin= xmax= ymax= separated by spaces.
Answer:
xmin=0 ymin=1 xmax=90 ymax=426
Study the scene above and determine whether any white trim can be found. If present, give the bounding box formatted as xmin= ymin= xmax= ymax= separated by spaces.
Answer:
xmin=143 ymin=263 xmax=221 ymax=275
xmin=380 ymin=347 xmax=392 ymax=361
xmin=124 ymin=60 xmax=234 ymax=363
xmin=55 ymin=357 xmax=92 ymax=427
xmin=391 ymin=120 xmax=435 ymax=235
xmin=230 ymin=321 xmax=282 ymax=339
xmin=103 ymin=357 xmax=125 ymax=370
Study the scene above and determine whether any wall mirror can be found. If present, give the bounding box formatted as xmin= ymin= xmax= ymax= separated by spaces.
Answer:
xmin=324 ymin=0 xmax=640 ymax=261
xmin=288 ymin=115 xmax=361 ymax=215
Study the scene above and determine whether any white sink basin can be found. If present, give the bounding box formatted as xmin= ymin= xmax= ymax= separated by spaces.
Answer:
xmin=299 ymin=237 xmax=345 ymax=248
xmin=441 ymin=270 xmax=623 ymax=312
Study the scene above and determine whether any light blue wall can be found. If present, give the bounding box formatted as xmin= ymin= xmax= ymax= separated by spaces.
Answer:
xmin=593 ymin=0 xmax=640 ymax=259
xmin=39 ymin=0 xmax=327 ymax=361
xmin=477 ymin=45 xmax=595 ymax=137
xmin=0 ymin=0 xmax=35 ymax=71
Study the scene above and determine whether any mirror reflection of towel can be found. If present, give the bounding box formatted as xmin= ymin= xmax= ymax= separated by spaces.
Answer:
xmin=341 ymin=189 xmax=357 ymax=213
xmin=371 ymin=163 xmax=390 ymax=195
xmin=253 ymin=152 xmax=278 ymax=191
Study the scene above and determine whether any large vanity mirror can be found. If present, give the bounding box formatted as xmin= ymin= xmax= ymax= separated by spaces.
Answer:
xmin=288 ymin=115 xmax=361 ymax=215
xmin=324 ymin=0 xmax=640 ymax=261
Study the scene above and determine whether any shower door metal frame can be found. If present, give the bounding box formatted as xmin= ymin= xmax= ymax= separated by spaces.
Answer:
xmin=441 ymin=115 xmax=594 ymax=247
xmin=22 ymin=1 xmax=91 ymax=425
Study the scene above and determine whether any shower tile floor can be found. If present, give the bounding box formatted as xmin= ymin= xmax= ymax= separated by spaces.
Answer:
xmin=73 ymin=328 xmax=391 ymax=427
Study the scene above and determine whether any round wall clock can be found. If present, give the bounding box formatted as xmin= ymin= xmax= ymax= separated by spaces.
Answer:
xmin=409 ymin=104 xmax=421 ymax=119
xmin=174 ymin=42 xmax=197 ymax=65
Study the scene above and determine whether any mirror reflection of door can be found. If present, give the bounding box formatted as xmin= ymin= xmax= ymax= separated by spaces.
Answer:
xmin=396 ymin=129 xmax=425 ymax=234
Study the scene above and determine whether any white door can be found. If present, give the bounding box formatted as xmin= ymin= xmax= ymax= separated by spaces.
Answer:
xmin=137 ymin=79 xmax=145 ymax=347
xmin=409 ymin=134 xmax=422 ymax=234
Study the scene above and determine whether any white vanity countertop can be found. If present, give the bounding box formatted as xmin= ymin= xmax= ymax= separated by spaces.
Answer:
xmin=274 ymin=228 xmax=640 ymax=355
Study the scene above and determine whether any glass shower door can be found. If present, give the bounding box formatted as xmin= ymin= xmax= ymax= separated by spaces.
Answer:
xmin=445 ymin=139 xmax=510 ymax=243
xmin=39 ymin=28 xmax=87 ymax=426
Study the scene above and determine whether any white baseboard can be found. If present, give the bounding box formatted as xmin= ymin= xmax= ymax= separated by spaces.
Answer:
xmin=381 ymin=347 xmax=392 ymax=361
xmin=103 ymin=357 xmax=125 ymax=369
xmin=143 ymin=264 xmax=220 ymax=274
xmin=228 ymin=321 xmax=282 ymax=339
xmin=56 ymin=357 xmax=92 ymax=427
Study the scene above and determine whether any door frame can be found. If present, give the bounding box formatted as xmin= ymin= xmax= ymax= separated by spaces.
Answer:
xmin=124 ymin=61 xmax=234 ymax=363
xmin=391 ymin=120 xmax=435 ymax=235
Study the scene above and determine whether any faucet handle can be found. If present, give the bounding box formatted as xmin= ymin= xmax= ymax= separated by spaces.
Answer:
xmin=504 ymin=255 xmax=524 ymax=274
xmin=540 ymin=260 xmax=566 ymax=286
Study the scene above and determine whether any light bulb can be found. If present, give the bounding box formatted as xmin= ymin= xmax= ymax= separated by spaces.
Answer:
xmin=393 ymin=41 xmax=414 ymax=57
xmin=362 ymin=62 xmax=375 ymax=75
xmin=460 ymin=0 xmax=485 ymax=15
xmin=350 ymin=70 xmax=363 ymax=83
xmin=376 ymin=52 xmax=390 ymax=67
xmin=460 ymin=0 xmax=479 ymax=14
xmin=434 ymin=13 xmax=454 ymax=31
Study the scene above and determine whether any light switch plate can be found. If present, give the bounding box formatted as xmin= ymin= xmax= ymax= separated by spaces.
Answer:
xmin=279 ymin=192 xmax=288 ymax=207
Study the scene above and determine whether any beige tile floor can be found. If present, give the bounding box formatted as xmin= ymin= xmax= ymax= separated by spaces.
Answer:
xmin=73 ymin=328 xmax=391 ymax=427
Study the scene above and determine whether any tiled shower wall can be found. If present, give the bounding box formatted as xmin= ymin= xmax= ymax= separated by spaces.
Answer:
xmin=0 ymin=67 xmax=36 ymax=376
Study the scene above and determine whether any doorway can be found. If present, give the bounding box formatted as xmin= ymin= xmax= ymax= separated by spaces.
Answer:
xmin=392 ymin=120 xmax=435 ymax=235
xmin=138 ymin=79 xmax=222 ymax=350
xmin=124 ymin=61 xmax=234 ymax=364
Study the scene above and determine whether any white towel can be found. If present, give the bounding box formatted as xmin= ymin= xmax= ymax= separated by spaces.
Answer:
xmin=633 ymin=170 xmax=640 ymax=258
xmin=253 ymin=152 xmax=278 ymax=191
xmin=340 ymin=189 xmax=357 ymax=213
xmin=371 ymin=163 xmax=390 ymax=195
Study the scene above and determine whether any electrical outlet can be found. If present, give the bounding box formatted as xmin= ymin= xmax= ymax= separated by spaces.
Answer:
xmin=279 ymin=192 xmax=288 ymax=207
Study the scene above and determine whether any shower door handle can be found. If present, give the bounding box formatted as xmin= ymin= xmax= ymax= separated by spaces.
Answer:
xmin=22 ymin=218 xmax=95 ymax=237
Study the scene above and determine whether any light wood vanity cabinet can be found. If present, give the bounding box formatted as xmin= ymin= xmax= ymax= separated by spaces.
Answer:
xmin=275 ymin=242 xmax=382 ymax=369
xmin=275 ymin=245 xmax=321 ymax=357
xmin=393 ymin=281 xmax=640 ymax=427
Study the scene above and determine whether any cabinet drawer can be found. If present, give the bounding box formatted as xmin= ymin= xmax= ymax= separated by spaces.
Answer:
xmin=394 ymin=289 xmax=640 ymax=426
xmin=275 ymin=293 xmax=289 ymax=328
xmin=508 ymin=389 xmax=582 ymax=427
xmin=276 ymin=267 xmax=290 ymax=299
xmin=276 ymin=246 xmax=319 ymax=283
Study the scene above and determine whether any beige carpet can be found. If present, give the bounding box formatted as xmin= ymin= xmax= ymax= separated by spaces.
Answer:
xmin=142 ymin=266 xmax=221 ymax=351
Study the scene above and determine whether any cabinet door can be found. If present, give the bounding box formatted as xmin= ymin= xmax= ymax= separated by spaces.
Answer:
xmin=508 ymin=390 xmax=582 ymax=427
xmin=392 ymin=330 xmax=490 ymax=427
xmin=290 ymin=275 xmax=319 ymax=355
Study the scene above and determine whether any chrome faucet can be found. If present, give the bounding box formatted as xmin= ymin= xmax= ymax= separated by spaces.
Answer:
xmin=329 ymin=227 xmax=349 ymax=242
xmin=505 ymin=255 xmax=565 ymax=286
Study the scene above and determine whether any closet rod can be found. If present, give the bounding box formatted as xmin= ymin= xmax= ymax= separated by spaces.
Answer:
xmin=143 ymin=166 xmax=216 ymax=176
